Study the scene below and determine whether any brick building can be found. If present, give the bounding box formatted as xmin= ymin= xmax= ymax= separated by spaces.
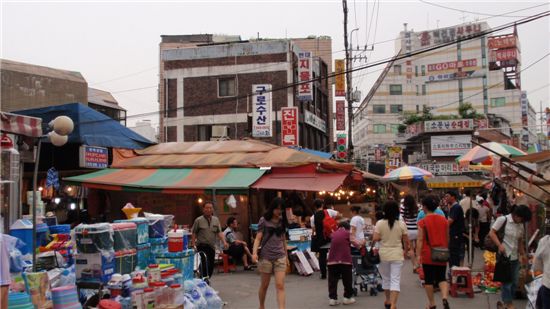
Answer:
xmin=158 ymin=35 xmax=333 ymax=151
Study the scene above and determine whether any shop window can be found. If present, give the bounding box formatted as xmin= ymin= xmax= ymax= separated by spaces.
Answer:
xmin=389 ymin=84 xmax=402 ymax=95
xmin=373 ymin=104 xmax=386 ymax=114
xmin=218 ymin=77 xmax=236 ymax=97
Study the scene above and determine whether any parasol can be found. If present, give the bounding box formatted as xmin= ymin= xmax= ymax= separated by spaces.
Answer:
xmin=457 ymin=142 xmax=527 ymax=167
xmin=383 ymin=166 xmax=433 ymax=181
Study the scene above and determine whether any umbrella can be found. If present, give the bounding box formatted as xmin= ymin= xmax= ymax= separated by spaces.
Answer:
xmin=383 ymin=166 xmax=433 ymax=181
xmin=457 ymin=142 xmax=527 ymax=167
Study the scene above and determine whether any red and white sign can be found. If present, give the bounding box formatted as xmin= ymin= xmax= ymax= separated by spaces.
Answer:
xmin=79 ymin=145 xmax=108 ymax=169
xmin=297 ymin=52 xmax=313 ymax=101
xmin=281 ymin=107 xmax=299 ymax=146
xmin=419 ymin=23 xmax=482 ymax=47
xmin=424 ymin=119 xmax=474 ymax=132
xmin=428 ymin=59 xmax=477 ymax=72
xmin=336 ymin=100 xmax=345 ymax=131
xmin=490 ymin=48 xmax=518 ymax=62
xmin=488 ymin=36 xmax=517 ymax=49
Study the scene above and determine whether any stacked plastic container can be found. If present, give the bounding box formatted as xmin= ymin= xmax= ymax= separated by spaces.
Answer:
xmin=112 ymin=222 xmax=138 ymax=275
xmin=51 ymin=285 xmax=82 ymax=309
xmin=10 ymin=219 xmax=49 ymax=254
xmin=74 ymin=223 xmax=115 ymax=283
xmin=8 ymin=293 xmax=34 ymax=309
xmin=114 ymin=218 xmax=150 ymax=270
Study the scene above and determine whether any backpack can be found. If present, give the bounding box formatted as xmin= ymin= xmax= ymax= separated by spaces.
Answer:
xmin=322 ymin=210 xmax=338 ymax=238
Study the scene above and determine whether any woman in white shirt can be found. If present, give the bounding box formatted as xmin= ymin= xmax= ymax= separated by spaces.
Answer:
xmin=350 ymin=206 xmax=365 ymax=249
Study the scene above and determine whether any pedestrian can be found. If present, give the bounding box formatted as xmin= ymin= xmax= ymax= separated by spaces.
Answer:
xmin=224 ymin=217 xmax=254 ymax=270
xmin=0 ymin=234 xmax=11 ymax=309
xmin=310 ymin=199 xmax=338 ymax=279
xmin=489 ymin=205 xmax=532 ymax=309
xmin=476 ymin=196 xmax=492 ymax=249
xmin=373 ymin=200 xmax=410 ymax=309
xmin=417 ymin=195 xmax=451 ymax=309
xmin=327 ymin=221 xmax=355 ymax=306
xmin=191 ymin=201 xmax=228 ymax=281
xmin=459 ymin=189 xmax=473 ymax=216
xmin=446 ymin=190 xmax=465 ymax=268
xmin=533 ymin=235 xmax=550 ymax=309
xmin=252 ymin=197 xmax=288 ymax=309
xmin=350 ymin=205 xmax=366 ymax=249
xmin=400 ymin=194 xmax=419 ymax=272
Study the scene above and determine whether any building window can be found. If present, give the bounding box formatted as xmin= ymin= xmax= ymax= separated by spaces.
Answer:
xmin=218 ymin=77 xmax=236 ymax=97
xmin=415 ymin=66 xmax=418 ymax=77
xmin=490 ymin=97 xmax=506 ymax=107
xmin=394 ymin=65 xmax=402 ymax=75
xmin=390 ymin=124 xmax=400 ymax=133
xmin=372 ymin=104 xmax=386 ymax=114
xmin=390 ymin=104 xmax=403 ymax=114
xmin=373 ymin=124 xmax=386 ymax=134
xmin=389 ymin=84 xmax=402 ymax=95
xmin=416 ymin=105 xmax=420 ymax=113
xmin=416 ymin=85 xmax=419 ymax=96
xmin=422 ymin=84 xmax=427 ymax=95
xmin=421 ymin=65 xmax=426 ymax=76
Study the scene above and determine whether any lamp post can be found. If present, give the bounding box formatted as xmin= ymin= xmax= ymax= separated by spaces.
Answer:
xmin=32 ymin=116 xmax=74 ymax=271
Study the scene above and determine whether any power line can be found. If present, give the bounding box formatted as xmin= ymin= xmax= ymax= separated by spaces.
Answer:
xmin=418 ymin=0 xmax=540 ymax=18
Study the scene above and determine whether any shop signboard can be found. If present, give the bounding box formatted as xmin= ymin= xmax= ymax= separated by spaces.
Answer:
xmin=419 ymin=162 xmax=471 ymax=175
xmin=419 ymin=23 xmax=482 ymax=47
xmin=431 ymin=135 xmax=472 ymax=157
xmin=336 ymin=100 xmax=345 ymax=131
xmin=385 ymin=146 xmax=402 ymax=173
xmin=304 ymin=110 xmax=327 ymax=133
xmin=427 ymin=180 xmax=484 ymax=189
xmin=427 ymin=70 xmax=476 ymax=82
xmin=427 ymin=59 xmax=477 ymax=72
xmin=79 ymin=145 xmax=108 ymax=169
xmin=424 ymin=119 xmax=474 ymax=132
xmin=335 ymin=59 xmax=346 ymax=97
xmin=489 ymin=48 xmax=518 ymax=62
xmin=521 ymin=91 xmax=528 ymax=127
xmin=488 ymin=35 xmax=517 ymax=49
xmin=297 ymin=52 xmax=313 ymax=101
xmin=281 ymin=107 xmax=299 ymax=146
xmin=252 ymin=84 xmax=273 ymax=137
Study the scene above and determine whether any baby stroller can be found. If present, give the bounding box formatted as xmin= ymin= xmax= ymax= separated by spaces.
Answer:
xmin=351 ymin=247 xmax=383 ymax=296
xmin=194 ymin=250 xmax=210 ymax=283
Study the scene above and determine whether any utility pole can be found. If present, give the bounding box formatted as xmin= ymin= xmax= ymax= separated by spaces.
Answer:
xmin=343 ymin=0 xmax=354 ymax=162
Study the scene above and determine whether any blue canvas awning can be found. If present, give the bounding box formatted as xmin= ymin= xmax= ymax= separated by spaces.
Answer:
xmin=14 ymin=103 xmax=154 ymax=149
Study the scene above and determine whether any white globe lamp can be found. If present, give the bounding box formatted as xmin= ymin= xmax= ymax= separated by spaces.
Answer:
xmin=50 ymin=116 xmax=74 ymax=136
xmin=48 ymin=132 xmax=68 ymax=146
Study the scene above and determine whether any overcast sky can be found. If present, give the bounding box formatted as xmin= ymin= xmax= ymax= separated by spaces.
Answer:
xmin=2 ymin=0 xmax=549 ymax=130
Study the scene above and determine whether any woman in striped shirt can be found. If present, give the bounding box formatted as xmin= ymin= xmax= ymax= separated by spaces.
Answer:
xmin=400 ymin=194 xmax=419 ymax=272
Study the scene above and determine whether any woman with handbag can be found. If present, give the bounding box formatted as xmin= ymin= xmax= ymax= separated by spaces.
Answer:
xmin=417 ymin=195 xmax=450 ymax=309
xmin=373 ymin=200 xmax=410 ymax=309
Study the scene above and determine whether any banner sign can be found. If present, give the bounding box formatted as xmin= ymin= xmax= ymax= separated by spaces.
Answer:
xmin=79 ymin=145 xmax=108 ymax=169
xmin=427 ymin=180 xmax=484 ymax=189
xmin=252 ymin=84 xmax=273 ymax=137
xmin=385 ymin=146 xmax=402 ymax=174
xmin=419 ymin=23 xmax=482 ymax=47
xmin=424 ymin=119 xmax=474 ymax=132
xmin=335 ymin=59 xmax=346 ymax=97
xmin=336 ymin=100 xmax=346 ymax=131
xmin=431 ymin=135 xmax=472 ymax=157
xmin=521 ymin=91 xmax=528 ymax=127
xmin=281 ymin=107 xmax=299 ymax=146
xmin=298 ymin=52 xmax=313 ymax=101
xmin=427 ymin=59 xmax=477 ymax=72
xmin=488 ymin=35 xmax=517 ymax=49
xmin=490 ymin=48 xmax=518 ymax=62
xmin=419 ymin=162 xmax=471 ymax=175
xmin=427 ymin=70 xmax=476 ymax=82
xmin=304 ymin=110 xmax=326 ymax=133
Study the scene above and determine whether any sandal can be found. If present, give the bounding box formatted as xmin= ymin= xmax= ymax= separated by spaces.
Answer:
xmin=244 ymin=266 xmax=254 ymax=271
xmin=384 ymin=303 xmax=391 ymax=309
xmin=443 ymin=299 xmax=449 ymax=309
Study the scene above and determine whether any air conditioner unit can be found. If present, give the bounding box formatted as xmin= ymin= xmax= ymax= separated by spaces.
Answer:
xmin=212 ymin=125 xmax=229 ymax=138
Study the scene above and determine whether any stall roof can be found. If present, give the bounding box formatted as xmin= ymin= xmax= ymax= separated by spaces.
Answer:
xmin=512 ymin=150 xmax=550 ymax=164
xmin=251 ymin=165 xmax=348 ymax=192
xmin=64 ymin=167 xmax=265 ymax=194
xmin=0 ymin=112 xmax=42 ymax=137
xmin=14 ymin=103 xmax=154 ymax=149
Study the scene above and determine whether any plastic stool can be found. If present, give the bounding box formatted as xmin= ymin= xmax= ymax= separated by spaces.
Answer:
xmin=450 ymin=267 xmax=474 ymax=298
xmin=218 ymin=252 xmax=236 ymax=273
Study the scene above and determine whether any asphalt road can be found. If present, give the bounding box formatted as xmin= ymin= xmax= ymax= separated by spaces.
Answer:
xmin=210 ymin=248 xmax=528 ymax=309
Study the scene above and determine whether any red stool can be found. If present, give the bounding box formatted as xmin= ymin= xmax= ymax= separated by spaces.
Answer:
xmin=450 ymin=267 xmax=474 ymax=298
xmin=217 ymin=252 xmax=237 ymax=273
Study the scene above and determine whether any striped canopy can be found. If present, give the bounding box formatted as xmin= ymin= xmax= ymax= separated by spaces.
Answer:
xmin=64 ymin=168 xmax=265 ymax=194
xmin=383 ymin=166 xmax=433 ymax=181
xmin=457 ymin=142 xmax=527 ymax=167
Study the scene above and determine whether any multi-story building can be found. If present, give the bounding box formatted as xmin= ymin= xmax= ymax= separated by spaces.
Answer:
xmin=353 ymin=22 xmax=539 ymax=159
xmin=88 ymin=87 xmax=127 ymax=126
xmin=158 ymin=35 xmax=333 ymax=151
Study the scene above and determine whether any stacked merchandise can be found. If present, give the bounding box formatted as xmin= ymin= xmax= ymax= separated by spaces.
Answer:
xmin=74 ymin=223 xmax=115 ymax=283
xmin=148 ymin=214 xmax=168 ymax=264
xmin=288 ymin=228 xmax=311 ymax=251
xmin=42 ymin=224 xmax=74 ymax=266
xmin=481 ymin=251 xmax=502 ymax=293
xmin=114 ymin=218 xmax=150 ymax=270
xmin=8 ymin=292 xmax=35 ymax=309
xmin=112 ymin=222 xmax=138 ymax=274
xmin=10 ymin=219 xmax=50 ymax=254
xmin=51 ymin=285 xmax=82 ymax=309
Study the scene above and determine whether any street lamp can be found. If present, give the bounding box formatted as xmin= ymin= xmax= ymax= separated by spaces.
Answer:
xmin=32 ymin=116 xmax=74 ymax=271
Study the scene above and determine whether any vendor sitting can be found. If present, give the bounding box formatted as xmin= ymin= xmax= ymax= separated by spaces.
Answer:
xmin=224 ymin=217 xmax=254 ymax=270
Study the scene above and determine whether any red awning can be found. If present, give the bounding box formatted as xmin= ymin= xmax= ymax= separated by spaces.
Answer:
xmin=252 ymin=166 xmax=348 ymax=192
xmin=0 ymin=112 xmax=42 ymax=137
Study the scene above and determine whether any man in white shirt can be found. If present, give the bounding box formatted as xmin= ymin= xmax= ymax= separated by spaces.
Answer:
xmin=459 ymin=189 xmax=473 ymax=216
xmin=349 ymin=206 xmax=365 ymax=248
xmin=533 ymin=235 xmax=549 ymax=309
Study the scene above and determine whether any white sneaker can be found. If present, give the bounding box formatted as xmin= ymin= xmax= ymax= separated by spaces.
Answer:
xmin=343 ymin=298 xmax=356 ymax=305
xmin=329 ymin=299 xmax=340 ymax=306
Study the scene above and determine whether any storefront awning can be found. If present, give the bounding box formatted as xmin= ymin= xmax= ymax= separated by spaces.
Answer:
xmin=251 ymin=166 xmax=348 ymax=192
xmin=0 ymin=112 xmax=42 ymax=137
xmin=63 ymin=168 xmax=265 ymax=194
xmin=426 ymin=175 xmax=489 ymax=189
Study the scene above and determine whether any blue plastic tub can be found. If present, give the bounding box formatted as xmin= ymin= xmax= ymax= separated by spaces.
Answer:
xmin=10 ymin=220 xmax=49 ymax=254
xmin=49 ymin=224 xmax=71 ymax=235
xmin=136 ymin=243 xmax=151 ymax=270
xmin=154 ymin=249 xmax=195 ymax=280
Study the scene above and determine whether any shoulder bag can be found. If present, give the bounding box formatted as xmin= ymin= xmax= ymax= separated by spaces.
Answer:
xmin=483 ymin=216 xmax=507 ymax=253
xmin=424 ymin=220 xmax=449 ymax=263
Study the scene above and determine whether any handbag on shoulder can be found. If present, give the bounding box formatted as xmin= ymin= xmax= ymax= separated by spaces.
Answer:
xmin=424 ymin=224 xmax=450 ymax=263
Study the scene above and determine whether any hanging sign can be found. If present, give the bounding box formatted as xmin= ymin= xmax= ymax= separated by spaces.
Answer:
xmin=79 ymin=145 xmax=108 ymax=169
xmin=336 ymin=100 xmax=346 ymax=131
xmin=252 ymin=84 xmax=273 ymax=138
xmin=298 ymin=52 xmax=313 ymax=101
xmin=281 ymin=107 xmax=299 ymax=146
xmin=335 ymin=59 xmax=346 ymax=97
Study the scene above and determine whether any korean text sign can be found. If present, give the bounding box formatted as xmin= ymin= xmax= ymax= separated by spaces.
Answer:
xmin=430 ymin=135 xmax=472 ymax=157
xmin=336 ymin=100 xmax=345 ymax=131
xmin=252 ymin=84 xmax=273 ymax=137
xmin=79 ymin=145 xmax=108 ymax=169
xmin=281 ymin=107 xmax=299 ymax=146
xmin=298 ymin=52 xmax=313 ymax=101
xmin=335 ymin=59 xmax=346 ymax=97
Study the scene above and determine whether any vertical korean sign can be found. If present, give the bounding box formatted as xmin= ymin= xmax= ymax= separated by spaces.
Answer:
xmin=546 ymin=108 xmax=550 ymax=140
xmin=335 ymin=100 xmax=346 ymax=131
xmin=335 ymin=59 xmax=346 ymax=97
xmin=281 ymin=107 xmax=299 ymax=146
xmin=252 ymin=84 xmax=272 ymax=137
xmin=298 ymin=52 xmax=313 ymax=101
xmin=520 ymin=91 xmax=528 ymax=127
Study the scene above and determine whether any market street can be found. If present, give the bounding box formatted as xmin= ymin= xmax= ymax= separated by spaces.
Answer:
xmin=213 ymin=248 xmax=528 ymax=309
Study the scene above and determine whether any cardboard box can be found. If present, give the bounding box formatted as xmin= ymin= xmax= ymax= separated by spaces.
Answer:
xmin=75 ymin=251 xmax=115 ymax=283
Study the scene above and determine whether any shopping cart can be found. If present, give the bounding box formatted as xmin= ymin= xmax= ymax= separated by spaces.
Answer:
xmin=351 ymin=248 xmax=382 ymax=296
